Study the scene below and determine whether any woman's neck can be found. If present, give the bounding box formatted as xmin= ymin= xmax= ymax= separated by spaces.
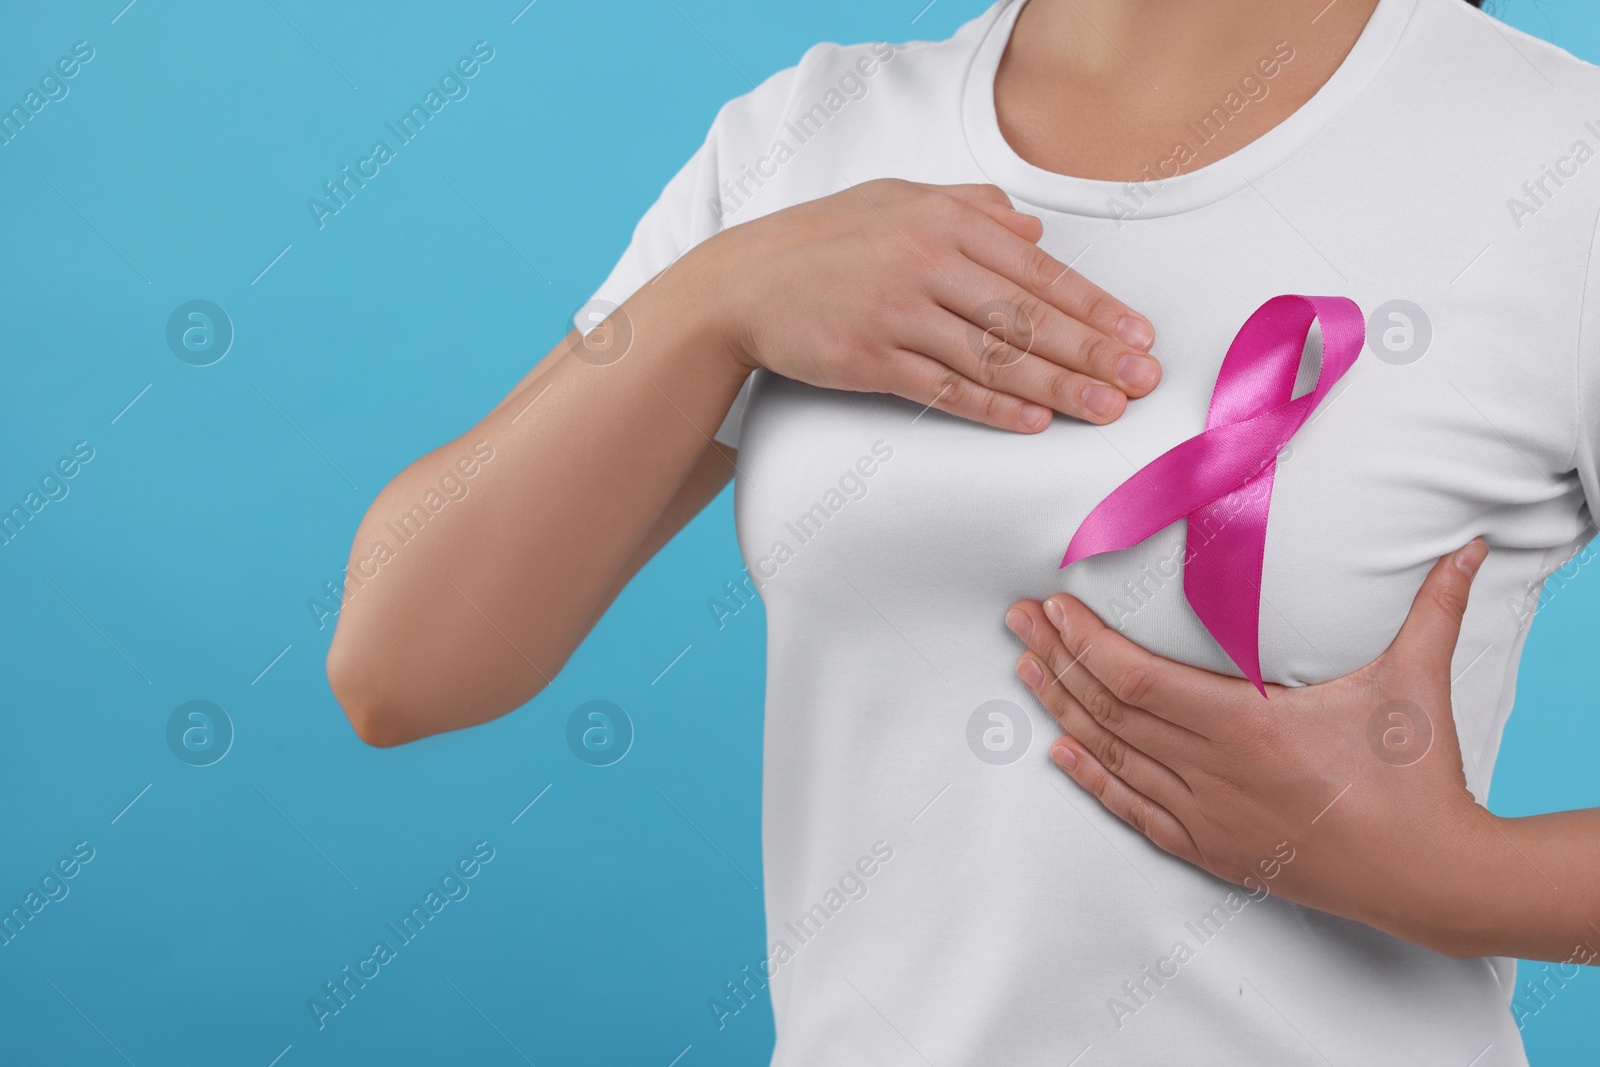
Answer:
xmin=995 ymin=0 xmax=1382 ymax=181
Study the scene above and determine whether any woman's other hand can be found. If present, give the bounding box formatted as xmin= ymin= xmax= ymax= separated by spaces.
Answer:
xmin=690 ymin=179 xmax=1160 ymax=430
xmin=1006 ymin=541 xmax=1600 ymax=963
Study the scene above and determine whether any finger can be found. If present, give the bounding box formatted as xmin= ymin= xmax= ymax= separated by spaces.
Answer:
xmin=1384 ymin=538 xmax=1488 ymax=679
xmin=932 ymin=259 xmax=1161 ymax=404
xmin=972 ymin=200 xmax=1043 ymax=242
xmin=1051 ymin=736 xmax=1201 ymax=865
xmin=1016 ymin=648 xmax=1195 ymax=809
xmin=888 ymin=349 xmax=1052 ymax=433
xmin=1007 ymin=601 xmax=1200 ymax=759
xmin=954 ymin=218 xmax=1156 ymax=352
xmin=936 ymin=183 xmax=1043 ymax=241
xmin=902 ymin=308 xmax=1127 ymax=424
xmin=934 ymin=181 xmax=1015 ymax=208
xmin=1040 ymin=593 xmax=1267 ymax=735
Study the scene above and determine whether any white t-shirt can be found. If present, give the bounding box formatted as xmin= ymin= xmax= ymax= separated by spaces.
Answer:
xmin=588 ymin=0 xmax=1600 ymax=1062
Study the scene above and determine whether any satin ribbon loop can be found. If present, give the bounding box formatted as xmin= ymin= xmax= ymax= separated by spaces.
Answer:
xmin=1060 ymin=294 xmax=1365 ymax=695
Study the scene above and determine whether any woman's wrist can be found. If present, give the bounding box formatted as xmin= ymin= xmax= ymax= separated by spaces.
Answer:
xmin=619 ymin=244 xmax=759 ymax=399
xmin=1378 ymin=804 xmax=1598 ymax=962
xmin=1395 ymin=804 xmax=1515 ymax=958
xmin=599 ymin=258 xmax=757 ymax=456
xmin=654 ymin=232 xmax=764 ymax=379
xmin=1322 ymin=790 xmax=1502 ymax=959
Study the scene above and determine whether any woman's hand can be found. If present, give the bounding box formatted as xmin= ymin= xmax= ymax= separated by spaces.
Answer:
xmin=1005 ymin=540 xmax=1600 ymax=962
xmin=689 ymin=179 xmax=1160 ymax=430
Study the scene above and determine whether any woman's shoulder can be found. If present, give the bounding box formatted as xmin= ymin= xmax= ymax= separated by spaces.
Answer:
xmin=1412 ymin=0 xmax=1600 ymax=95
xmin=704 ymin=3 xmax=1007 ymax=151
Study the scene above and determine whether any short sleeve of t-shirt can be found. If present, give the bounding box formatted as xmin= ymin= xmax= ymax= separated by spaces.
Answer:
xmin=581 ymin=64 xmax=802 ymax=449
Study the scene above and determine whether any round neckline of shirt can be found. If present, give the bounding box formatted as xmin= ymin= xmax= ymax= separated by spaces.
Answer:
xmin=960 ymin=0 xmax=1420 ymax=219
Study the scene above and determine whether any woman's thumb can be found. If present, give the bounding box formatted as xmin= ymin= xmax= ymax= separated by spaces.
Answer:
xmin=1385 ymin=538 xmax=1488 ymax=678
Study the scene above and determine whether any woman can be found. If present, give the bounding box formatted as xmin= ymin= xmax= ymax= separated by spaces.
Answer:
xmin=327 ymin=0 xmax=1600 ymax=1061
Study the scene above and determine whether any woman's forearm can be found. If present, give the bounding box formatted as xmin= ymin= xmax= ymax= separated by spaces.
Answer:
xmin=1414 ymin=806 xmax=1600 ymax=964
xmin=326 ymin=258 xmax=749 ymax=746
xmin=326 ymin=178 xmax=1166 ymax=747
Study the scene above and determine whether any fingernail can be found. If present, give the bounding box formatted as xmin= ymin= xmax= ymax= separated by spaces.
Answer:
xmin=1116 ymin=316 xmax=1154 ymax=350
xmin=1016 ymin=657 xmax=1045 ymax=689
xmin=1115 ymin=353 xmax=1160 ymax=391
xmin=1005 ymin=608 xmax=1032 ymax=639
xmin=1084 ymin=385 xmax=1121 ymax=420
xmin=1043 ymin=598 xmax=1065 ymax=629
xmin=1019 ymin=402 xmax=1051 ymax=430
xmin=1456 ymin=537 xmax=1488 ymax=574
xmin=1052 ymin=740 xmax=1079 ymax=771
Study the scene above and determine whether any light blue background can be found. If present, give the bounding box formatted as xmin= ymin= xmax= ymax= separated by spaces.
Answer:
xmin=0 ymin=1 xmax=1593 ymax=1064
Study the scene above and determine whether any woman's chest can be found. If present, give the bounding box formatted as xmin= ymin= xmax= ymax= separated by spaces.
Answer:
xmin=731 ymin=300 xmax=1585 ymax=687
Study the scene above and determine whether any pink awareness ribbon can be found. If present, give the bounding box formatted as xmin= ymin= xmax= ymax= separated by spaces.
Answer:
xmin=1060 ymin=294 xmax=1365 ymax=695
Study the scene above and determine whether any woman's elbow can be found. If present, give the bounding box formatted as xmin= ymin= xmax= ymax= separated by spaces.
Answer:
xmin=326 ymin=633 xmax=425 ymax=748
xmin=325 ymin=627 xmax=550 ymax=747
